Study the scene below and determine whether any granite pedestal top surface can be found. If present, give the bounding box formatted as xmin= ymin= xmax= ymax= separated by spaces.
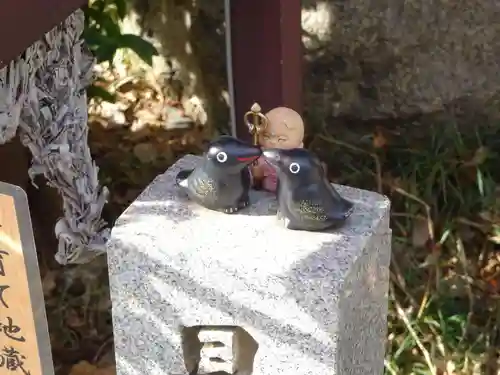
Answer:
xmin=107 ymin=154 xmax=391 ymax=375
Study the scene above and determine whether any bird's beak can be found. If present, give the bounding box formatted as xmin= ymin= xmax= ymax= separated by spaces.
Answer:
xmin=262 ymin=148 xmax=281 ymax=165
xmin=236 ymin=144 xmax=262 ymax=164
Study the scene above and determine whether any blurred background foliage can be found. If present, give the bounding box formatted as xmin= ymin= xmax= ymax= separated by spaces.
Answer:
xmin=83 ymin=0 xmax=158 ymax=102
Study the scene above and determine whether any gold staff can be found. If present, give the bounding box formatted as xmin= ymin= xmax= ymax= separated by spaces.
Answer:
xmin=244 ymin=102 xmax=268 ymax=146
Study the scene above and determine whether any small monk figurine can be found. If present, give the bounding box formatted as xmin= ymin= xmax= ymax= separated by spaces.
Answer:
xmin=251 ymin=107 xmax=305 ymax=192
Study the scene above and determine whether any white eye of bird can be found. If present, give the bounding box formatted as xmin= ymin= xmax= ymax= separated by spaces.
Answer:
xmin=216 ymin=151 xmax=228 ymax=163
xmin=289 ymin=162 xmax=300 ymax=174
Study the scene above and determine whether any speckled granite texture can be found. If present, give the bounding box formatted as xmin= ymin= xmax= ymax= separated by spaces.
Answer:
xmin=107 ymin=154 xmax=392 ymax=375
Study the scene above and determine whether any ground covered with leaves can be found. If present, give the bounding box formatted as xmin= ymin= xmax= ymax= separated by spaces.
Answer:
xmin=312 ymin=118 xmax=500 ymax=374
xmin=43 ymin=69 xmax=500 ymax=375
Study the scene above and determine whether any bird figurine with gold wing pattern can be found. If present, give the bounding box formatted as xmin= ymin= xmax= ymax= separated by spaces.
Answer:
xmin=262 ymin=148 xmax=354 ymax=231
xmin=176 ymin=135 xmax=262 ymax=213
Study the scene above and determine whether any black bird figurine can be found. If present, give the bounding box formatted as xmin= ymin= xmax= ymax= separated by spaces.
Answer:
xmin=262 ymin=148 xmax=354 ymax=231
xmin=176 ymin=135 xmax=262 ymax=213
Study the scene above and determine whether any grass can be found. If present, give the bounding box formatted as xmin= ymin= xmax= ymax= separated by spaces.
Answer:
xmin=312 ymin=119 xmax=500 ymax=374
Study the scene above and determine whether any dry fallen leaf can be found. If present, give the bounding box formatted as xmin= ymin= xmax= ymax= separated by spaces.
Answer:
xmin=95 ymin=365 xmax=116 ymax=375
xmin=489 ymin=234 xmax=500 ymax=244
xmin=438 ymin=272 xmax=470 ymax=298
xmin=65 ymin=308 xmax=86 ymax=328
xmin=69 ymin=361 xmax=97 ymax=375
xmin=97 ymin=295 xmax=112 ymax=312
xmin=69 ymin=361 xmax=115 ymax=375
xmin=420 ymin=251 xmax=440 ymax=268
xmin=133 ymin=142 xmax=158 ymax=163
xmin=372 ymin=128 xmax=388 ymax=149
xmin=96 ymin=350 xmax=116 ymax=368
xmin=488 ymin=278 xmax=498 ymax=293
xmin=42 ymin=270 xmax=57 ymax=297
xmin=411 ymin=218 xmax=431 ymax=248
xmin=464 ymin=146 xmax=489 ymax=166
xmin=435 ymin=357 xmax=457 ymax=375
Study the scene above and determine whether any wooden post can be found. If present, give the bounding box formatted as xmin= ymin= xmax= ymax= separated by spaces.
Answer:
xmin=227 ymin=0 xmax=303 ymax=141
xmin=0 ymin=0 xmax=86 ymax=68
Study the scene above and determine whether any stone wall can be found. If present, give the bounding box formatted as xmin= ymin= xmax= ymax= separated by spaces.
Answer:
xmin=303 ymin=0 xmax=500 ymax=121
xmin=132 ymin=0 xmax=500 ymax=128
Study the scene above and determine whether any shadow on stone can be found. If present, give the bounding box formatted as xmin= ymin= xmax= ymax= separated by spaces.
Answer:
xmin=284 ymin=231 xmax=391 ymax=374
xmin=107 ymin=155 xmax=392 ymax=375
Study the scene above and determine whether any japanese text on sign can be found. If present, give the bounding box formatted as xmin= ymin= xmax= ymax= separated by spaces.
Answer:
xmin=0 ymin=188 xmax=54 ymax=375
xmin=0 ymin=221 xmax=31 ymax=374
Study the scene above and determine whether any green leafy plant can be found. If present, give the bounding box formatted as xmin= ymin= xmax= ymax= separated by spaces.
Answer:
xmin=83 ymin=0 xmax=159 ymax=101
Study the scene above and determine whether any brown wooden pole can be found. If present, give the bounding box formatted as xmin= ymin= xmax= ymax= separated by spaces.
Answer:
xmin=228 ymin=0 xmax=303 ymax=141
xmin=0 ymin=0 xmax=86 ymax=68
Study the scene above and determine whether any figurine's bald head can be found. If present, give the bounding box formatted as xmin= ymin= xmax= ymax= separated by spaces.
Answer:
xmin=259 ymin=107 xmax=304 ymax=149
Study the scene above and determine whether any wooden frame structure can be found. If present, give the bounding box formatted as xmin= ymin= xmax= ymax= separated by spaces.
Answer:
xmin=225 ymin=0 xmax=302 ymax=140
xmin=0 ymin=0 xmax=87 ymax=68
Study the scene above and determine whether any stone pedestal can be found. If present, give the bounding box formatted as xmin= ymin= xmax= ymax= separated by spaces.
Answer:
xmin=107 ymin=154 xmax=392 ymax=375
